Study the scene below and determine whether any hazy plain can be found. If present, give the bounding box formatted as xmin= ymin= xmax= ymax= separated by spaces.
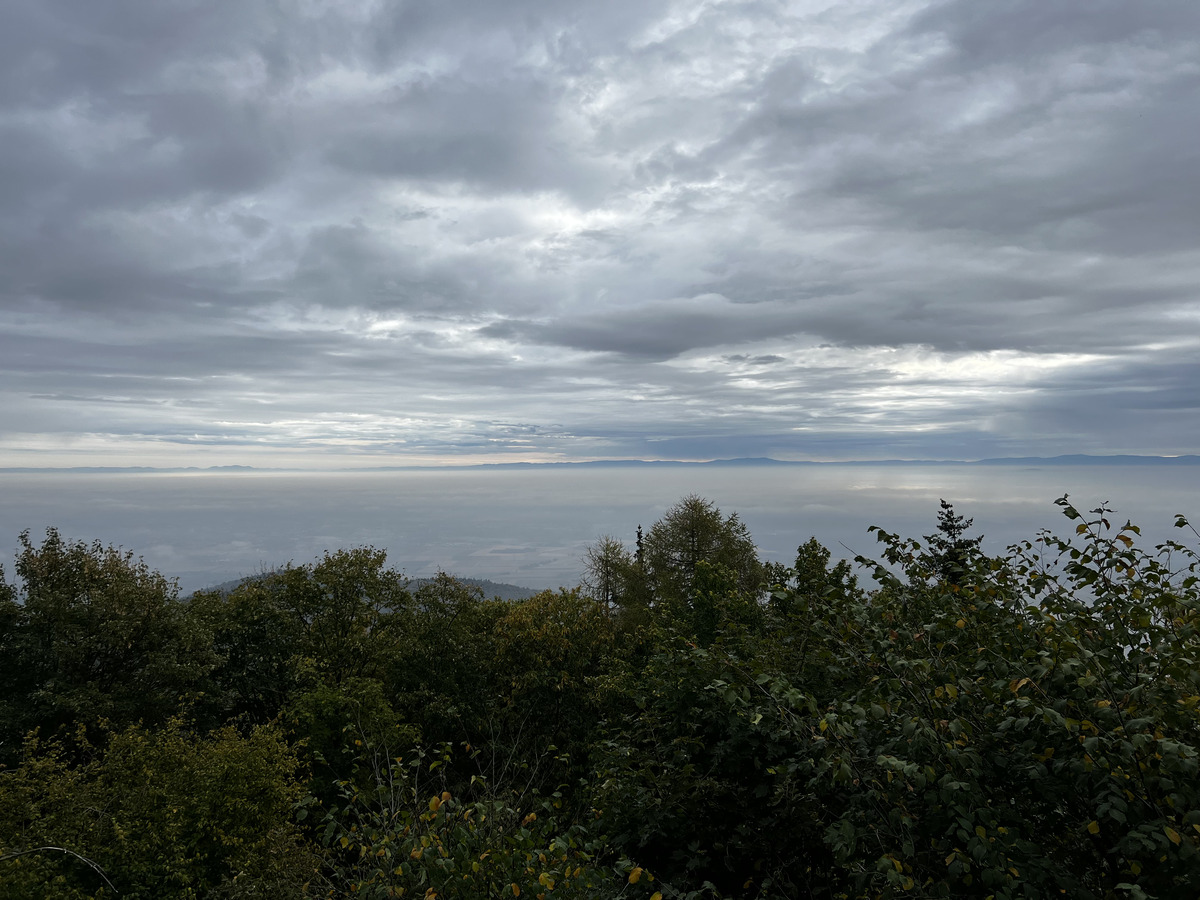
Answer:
xmin=1 ymin=464 xmax=1196 ymax=595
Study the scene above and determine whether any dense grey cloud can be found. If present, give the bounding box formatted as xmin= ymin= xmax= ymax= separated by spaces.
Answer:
xmin=1 ymin=0 xmax=1198 ymax=466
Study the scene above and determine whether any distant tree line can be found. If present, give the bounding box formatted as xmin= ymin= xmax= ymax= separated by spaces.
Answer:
xmin=1 ymin=494 xmax=1198 ymax=898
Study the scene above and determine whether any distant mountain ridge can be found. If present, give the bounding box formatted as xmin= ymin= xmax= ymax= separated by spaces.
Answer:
xmin=5 ymin=454 xmax=1199 ymax=474
xmin=972 ymin=454 xmax=1200 ymax=466
xmin=415 ymin=576 xmax=542 ymax=602
xmin=463 ymin=455 xmax=1200 ymax=468
xmin=190 ymin=573 xmax=542 ymax=601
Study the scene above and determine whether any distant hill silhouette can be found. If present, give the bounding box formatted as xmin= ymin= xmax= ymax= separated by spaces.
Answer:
xmin=417 ymin=576 xmax=542 ymax=601
xmin=6 ymin=454 xmax=1200 ymax=474
xmin=191 ymin=572 xmax=542 ymax=601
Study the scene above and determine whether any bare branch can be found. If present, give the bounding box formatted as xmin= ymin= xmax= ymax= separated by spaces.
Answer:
xmin=0 ymin=845 xmax=119 ymax=893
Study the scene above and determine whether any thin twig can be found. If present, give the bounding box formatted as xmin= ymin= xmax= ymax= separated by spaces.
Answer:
xmin=0 ymin=845 xmax=119 ymax=893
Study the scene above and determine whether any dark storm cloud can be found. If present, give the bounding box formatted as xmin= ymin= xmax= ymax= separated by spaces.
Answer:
xmin=1 ymin=0 xmax=1198 ymax=464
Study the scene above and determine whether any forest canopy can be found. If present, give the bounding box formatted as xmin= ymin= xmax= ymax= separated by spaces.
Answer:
xmin=1 ymin=495 xmax=1199 ymax=899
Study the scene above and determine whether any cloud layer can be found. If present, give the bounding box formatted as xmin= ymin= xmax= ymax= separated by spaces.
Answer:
xmin=2 ymin=0 xmax=1198 ymax=464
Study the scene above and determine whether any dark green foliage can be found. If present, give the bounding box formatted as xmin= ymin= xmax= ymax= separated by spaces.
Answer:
xmin=245 ymin=546 xmax=411 ymax=686
xmin=381 ymin=573 xmax=508 ymax=750
xmin=781 ymin=537 xmax=858 ymax=605
xmin=3 ymin=495 xmax=1199 ymax=899
xmin=306 ymin=743 xmax=642 ymax=900
xmin=0 ymin=529 xmax=213 ymax=761
xmin=488 ymin=588 xmax=619 ymax=795
xmin=592 ymin=635 xmax=830 ymax=897
xmin=642 ymin=494 xmax=764 ymax=610
xmin=286 ymin=675 xmax=417 ymax=808
xmin=588 ymin=498 xmax=1200 ymax=898
xmin=925 ymin=499 xmax=986 ymax=586
xmin=0 ymin=566 xmax=24 ymax=763
xmin=188 ymin=547 xmax=414 ymax=726
xmin=0 ymin=720 xmax=311 ymax=898
xmin=580 ymin=535 xmax=636 ymax=610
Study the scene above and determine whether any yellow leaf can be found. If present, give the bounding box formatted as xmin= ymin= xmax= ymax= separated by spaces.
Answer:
xmin=955 ymin=619 xmax=966 ymax=629
xmin=1087 ymin=821 xmax=1100 ymax=835
xmin=1165 ymin=826 xmax=1181 ymax=845
xmin=651 ymin=894 xmax=663 ymax=900
xmin=975 ymin=826 xmax=986 ymax=839
xmin=511 ymin=885 xmax=520 ymax=897
xmin=429 ymin=797 xmax=441 ymax=812
xmin=629 ymin=867 xmax=643 ymax=884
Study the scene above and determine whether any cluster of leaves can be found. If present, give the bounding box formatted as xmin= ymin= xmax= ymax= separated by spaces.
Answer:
xmin=2 ymin=494 xmax=1199 ymax=898
xmin=0 ymin=719 xmax=310 ymax=898
xmin=306 ymin=742 xmax=620 ymax=899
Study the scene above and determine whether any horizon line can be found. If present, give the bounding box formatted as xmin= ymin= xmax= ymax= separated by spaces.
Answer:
xmin=3 ymin=453 xmax=1199 ymax=474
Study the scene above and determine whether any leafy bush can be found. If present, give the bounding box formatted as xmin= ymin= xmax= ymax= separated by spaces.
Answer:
xmin=308 ymin=743 xmax=659 ymax=900
xmin=0 ymin=720 xmax=312 ymax=899
xmin=0 ymin=529 xmax=213 ymax=760
xmin=593 ymin=498 xmax=1200 ymax=898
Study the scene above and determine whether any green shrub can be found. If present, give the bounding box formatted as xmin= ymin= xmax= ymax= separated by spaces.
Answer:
xmin=0 ymin=720 xmax=312 ymax=899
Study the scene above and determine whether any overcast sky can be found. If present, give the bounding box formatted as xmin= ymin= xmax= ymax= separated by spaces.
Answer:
xmin=2 ymin=0 xmax=1198 ymax=467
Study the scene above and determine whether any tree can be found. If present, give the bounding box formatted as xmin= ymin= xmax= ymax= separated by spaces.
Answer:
xmin=264 ymin=546 xmax=411 ymax=684
xmin=382 ymin=572 xmax=505 ymax=746
xmin=774 ymin=537 xmax=857 ymax=611
xmin=190 ymin=546 xmax=412 ymax=726
xmin=1 ymin=529 xmax=212 ymax=757
xmin=187 ymin=576 xmax=310 ymax=727
xmin=642 ymin=495 xmax=763 ymax=609
xmin=580 ymin=535 xmax=635 ymax=612
xmin=489 ymin=588 xmax=617 ymax=791
xmin=925 ymin=499 xmax=985 ymax=585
